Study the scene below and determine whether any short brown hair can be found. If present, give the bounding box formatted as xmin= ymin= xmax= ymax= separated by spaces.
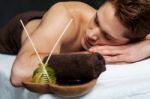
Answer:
xmin=109 ymin=0 xmax=150 ymax=42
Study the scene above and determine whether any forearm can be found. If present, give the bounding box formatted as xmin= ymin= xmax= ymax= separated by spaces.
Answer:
xmin=88 ymin=39 xmax=150 ymax=63
xmin=10 ymin=53 xmax=49 ymax=87
xmin=143 ymin=39 xmax=150 ymax=58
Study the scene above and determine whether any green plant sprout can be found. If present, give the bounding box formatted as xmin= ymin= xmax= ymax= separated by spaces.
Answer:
xmin=32 ymin=63 xmax=56 ymax=84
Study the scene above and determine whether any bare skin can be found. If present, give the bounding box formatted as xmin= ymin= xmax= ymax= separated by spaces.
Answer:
xmin=10 ymin=1 xmax=150 ymax=87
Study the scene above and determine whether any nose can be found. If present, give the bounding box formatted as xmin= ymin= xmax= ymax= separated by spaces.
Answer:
xmin=87 ymin=28 xmax=100 ymax=43
xmin=86 ymin=28 xmax=108 ymax=46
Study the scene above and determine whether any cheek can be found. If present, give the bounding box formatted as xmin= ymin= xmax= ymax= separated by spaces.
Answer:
xmin=95 ymin=37 xmax=110 ymax=45
xmin=87 ymin=19 xmax=99 ymax=31
xmin=98 ymin=32 xmax=108 ymax=43
xmin=86 ymin=28 xmax=100 ymax=37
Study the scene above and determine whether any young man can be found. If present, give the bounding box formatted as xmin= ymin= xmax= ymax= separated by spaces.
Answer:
xmin=0 ymin=0 xmax=149 ymax=87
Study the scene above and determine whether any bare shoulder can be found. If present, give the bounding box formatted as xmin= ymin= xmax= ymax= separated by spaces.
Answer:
xmin=62 ymin=1 xmax=96 ymax=25
xmin=19 ymin=2 xmax=79 ymax=55
xmin=19 ymin=1 xmax=96 ymax=55
xmin=62 ymin=1 xmax=94 ymax=9
xmin=62 ymin=1 xmax=96 ymax=16
xmin=45 ymin=1 xmax=95 ymax=18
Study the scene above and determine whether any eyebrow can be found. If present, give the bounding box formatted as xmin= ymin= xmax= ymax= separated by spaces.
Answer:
xmin=95 ymin=12 xmax=117 ymax=41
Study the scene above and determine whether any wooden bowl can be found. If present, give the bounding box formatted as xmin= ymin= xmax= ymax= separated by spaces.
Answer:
xmin=48 ymin=79 xmax=96 ymax=97
xmin=22 ymin=77 xmax=96 ymax=97
xmin=22 ymin=77 xmax=53 ymax=93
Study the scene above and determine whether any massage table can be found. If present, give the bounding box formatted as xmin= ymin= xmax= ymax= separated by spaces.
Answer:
xmin=0 ymin=53 xmax=150 ymax=99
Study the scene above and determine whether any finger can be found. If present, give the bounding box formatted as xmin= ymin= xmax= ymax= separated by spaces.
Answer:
xmin=103 ymin=55 xmax=126 ymax=64
xmin=89 ymin=46 xmax=124 ymax=54
xmin=89 ymin=45 xmax=124 ymax=51
xmin=89 ymin=48 xmax=122 ymax=56
xmin=100 ymin=49 xmax=122 ymax=55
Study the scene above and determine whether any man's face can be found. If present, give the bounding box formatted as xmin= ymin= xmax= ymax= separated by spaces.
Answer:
xmin=81 ymin=2 xmax=129 ymax=50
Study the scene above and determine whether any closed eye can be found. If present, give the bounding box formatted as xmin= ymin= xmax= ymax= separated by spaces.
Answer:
xmin=102 ymin=31 xmax=115 ymax=41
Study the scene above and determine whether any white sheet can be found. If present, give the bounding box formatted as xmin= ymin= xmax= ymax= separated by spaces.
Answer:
xmin=0 ymin=54 xmax=150 ymax=99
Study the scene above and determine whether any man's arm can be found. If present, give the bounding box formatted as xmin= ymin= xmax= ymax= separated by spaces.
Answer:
xmin=10 ymin=2 xmax=75 ymax=87
xmin=89 ymin=39 xmax=150 ymax=63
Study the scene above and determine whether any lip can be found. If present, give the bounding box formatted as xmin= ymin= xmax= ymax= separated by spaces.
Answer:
xmin=82 ymin=37 xmax=93 ymax=50
xmin=81 ymin=31 xmax=94 ymax=50
xmin=81 ymin=38 xmax=89 ymax=50
xmin=85 ymin=37 xmax=93 ymax=47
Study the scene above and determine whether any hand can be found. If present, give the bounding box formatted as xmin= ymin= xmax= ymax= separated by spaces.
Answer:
xmin=89 ymin=40 xmax=150 ymax=63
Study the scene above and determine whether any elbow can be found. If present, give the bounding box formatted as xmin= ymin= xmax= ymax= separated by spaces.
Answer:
xmin=10 ymin=63 xmax=29 ymax=87
xmin=10 ymin=68 xmax=23 ymax=87
xmin=10 ymin=61 xmax=34 ymax=87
